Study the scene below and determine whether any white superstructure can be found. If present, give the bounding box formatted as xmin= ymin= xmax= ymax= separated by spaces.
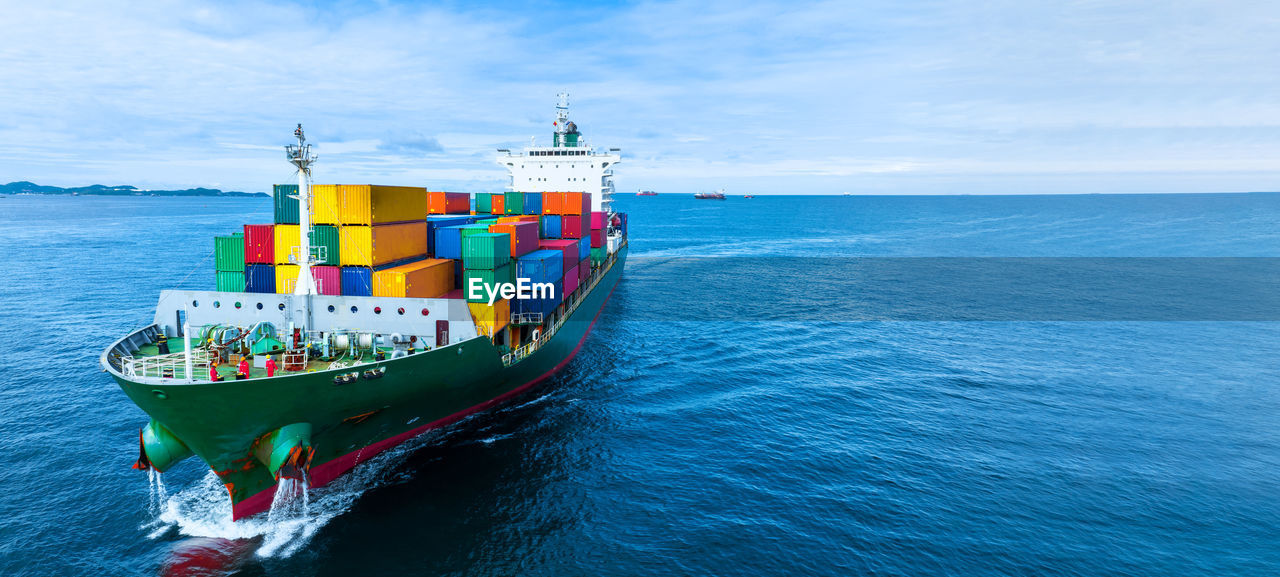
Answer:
xmin=496 ymin=93 xmax=621 ymax=215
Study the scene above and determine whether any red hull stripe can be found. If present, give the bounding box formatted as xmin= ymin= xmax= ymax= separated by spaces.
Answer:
xmin=231 ymin=280 xmax=620 ymax=520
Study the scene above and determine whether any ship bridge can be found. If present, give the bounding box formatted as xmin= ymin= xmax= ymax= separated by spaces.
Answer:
xmin=496 ymin=93 xmax=620 ymax=214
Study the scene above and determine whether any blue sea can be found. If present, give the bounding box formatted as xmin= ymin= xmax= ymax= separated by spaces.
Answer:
xmin=1 ymin=193 xmax=1278 ymax=576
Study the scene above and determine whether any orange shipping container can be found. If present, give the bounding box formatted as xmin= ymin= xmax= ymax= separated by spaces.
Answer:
xmin=428 ymin=191 xmax=470 ymax=215
xmin=339 ymin=222 xmax=429 ymax=267
xmin=373 ymin=258 xmax=454 ymax=298
xmin=339 ymin=185 xmax=427 ymax=225
xmin=490 ymin=194 xmax=505 ymax=215
xmin=563 ymin=192 xmax=587 ymax=215
xmin=496 ymin=215 xmax=538 ymax=224
xmin=542 ymin=191 xmax=564 ymax=215
xmin=468 ymin=299 xmax=510 ymax=337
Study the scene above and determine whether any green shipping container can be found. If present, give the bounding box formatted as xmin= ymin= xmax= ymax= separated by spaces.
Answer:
xmin=215 ymin=233 xmax=245 ymax=272
xmin=591 ymin=246 xmax=607 ymax=266
xmin=460 ymin=224 xmax=490 ymax=239
xmin=216 ymin=271 xmax=245 ymax=292
xmin=475 ymin=193 xmax=492 ymax=214
xmin=476 ymin=218 xmax=501 ymax=226
xmin=309 ymin=225 xmax=340 ymax=266
xmin=274 ymin=184 xmax=299 ymax=225
xmin=503 ymin=191 xmax=524 ymax=215
xmin=463 ymin=263 xmax=511 ymax=303
xmin=462 ymin=232 xmax=512 ymax=270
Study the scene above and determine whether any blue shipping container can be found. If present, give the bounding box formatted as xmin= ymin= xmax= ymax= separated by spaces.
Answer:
xmin=516 ymin=249 xmax=563 ymax=284
xmin=427 ymin=215 xmax=477 ymax=256
xmin=540 ymin=215 xmax=561 ymax=239
xmin=522 ymin=192 xmax=542 ymax=215
xmin=434 ymin=225 xmax=466 ymax=260
xmin=245 ymin=264 xmax=275 ymax=293
xmin=341 ymin=266 xmax=373 ymax=297
xmin=578 ymin=235 xmax=590 ymax=260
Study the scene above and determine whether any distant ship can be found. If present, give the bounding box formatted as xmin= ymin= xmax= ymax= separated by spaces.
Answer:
xmin=694 ymin=189 xmax=726 ymax=200
xmin=743 ymin=195 xmax=755 ymax=199
xmin=636 ymin=190 xmax=657 ymax=196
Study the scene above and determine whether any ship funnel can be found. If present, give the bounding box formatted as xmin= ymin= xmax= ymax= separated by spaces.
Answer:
xmin=253 ymin=423 xmax=314 ymax=481
xmin=133 ymin=420 xmax=194 ymax=473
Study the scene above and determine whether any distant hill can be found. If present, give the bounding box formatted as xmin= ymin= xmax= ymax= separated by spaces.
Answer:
xmin=0 ymin=181 xmax=268 ymax=197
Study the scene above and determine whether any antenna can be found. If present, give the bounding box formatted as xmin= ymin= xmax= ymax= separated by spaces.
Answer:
xmin=284 ymin=124 xmax=319 ymax=302
xmin=555 ymin=92 xmax=570 ymax=134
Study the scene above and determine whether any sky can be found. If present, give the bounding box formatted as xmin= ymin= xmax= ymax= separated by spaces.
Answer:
xmin=1 ymin=0 xmax=1278 ymax=195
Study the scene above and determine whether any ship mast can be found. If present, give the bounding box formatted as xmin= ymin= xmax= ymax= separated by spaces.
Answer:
xmin=285 ymin=124 xmax=318 ymax=311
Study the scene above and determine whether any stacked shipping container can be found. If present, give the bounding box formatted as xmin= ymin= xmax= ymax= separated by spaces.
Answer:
xmin=217 ymin=185 xmax=625 ymax=345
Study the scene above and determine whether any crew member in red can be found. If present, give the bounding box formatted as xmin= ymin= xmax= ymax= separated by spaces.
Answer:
xmin=265 ymin=355 xmax=277 ymax=377
xmin=209 ymin=360 xmax=222 ymax=382
xmin=237 ymin=356 xmax=250 ymax=380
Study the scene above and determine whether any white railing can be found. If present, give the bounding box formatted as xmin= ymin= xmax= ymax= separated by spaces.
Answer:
xmin=124 ymin=349 xmax=212 ymax=380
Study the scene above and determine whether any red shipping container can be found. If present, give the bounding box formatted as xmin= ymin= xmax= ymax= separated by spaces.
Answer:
xmin=561 ymin=215 xmax=587 ymax=239
xmin=564 ymin=265 xmax=579 ymax=295
xmin=491 ymin=194 xmax=505 ymax=215
xmin=244 ymin=224 xmax=275 ymax=264
xmin=428 ymin=191 xmax=470 ymax=214
xmin=538 ymin=239 xmax=579 ymax=276
xmin=542 ymin=191 xmax=564 ymax=215
xmin=489 ymin=221 xmax=539 ymax=256
xmin=590 ymin=227 xmax=605 ymax=248
xmin=591 ymin=211 xmax=605 ymax=230
xmin=312 ymin=265 xmax=342 ymax=295
xmin=579 ymin=257 xmax=590 ymax=283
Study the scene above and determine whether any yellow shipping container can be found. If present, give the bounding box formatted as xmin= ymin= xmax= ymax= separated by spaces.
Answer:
xmin=339 ymin=222 xmax=429 ymax=267
xmin=372 ymin=258 xmax=453 ymax=298
xmin=273 ymin=224 xmax=300 ymax=264
xmin=338 ymin=185 xmax=428 ymax=226
xmin=468 ymin=299 xmax=510 ymax=337
xmin=312 ymin=184 xmax=340 ymax=225
xmin=274 ymin=264 xmax=300 ymax=294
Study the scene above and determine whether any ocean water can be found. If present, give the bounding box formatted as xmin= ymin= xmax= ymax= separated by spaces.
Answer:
xmin=0 ymin=193 xmax=1278 ymax=576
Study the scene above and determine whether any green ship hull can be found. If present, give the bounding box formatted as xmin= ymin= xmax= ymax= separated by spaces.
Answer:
xmin=108 ymin=246 xmax=626 ymax=520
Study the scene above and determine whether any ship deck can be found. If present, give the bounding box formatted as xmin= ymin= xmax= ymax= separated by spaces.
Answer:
xmin=126 ymin=340 xmax=397 ymax=380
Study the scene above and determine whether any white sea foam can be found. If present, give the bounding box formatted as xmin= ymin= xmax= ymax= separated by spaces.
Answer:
xmin=144 ymin=431 xmax=442 ymax=559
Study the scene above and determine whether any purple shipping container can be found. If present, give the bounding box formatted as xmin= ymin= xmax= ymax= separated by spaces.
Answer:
xmin=564 ymin=265 xmax=579 ymax=295
xmin=590 ymin=211 xmax=605 ymax=230
xmin=538 ymin=239 xmax=579 ymax=278
xmin=590 ymin=227 xmax=604 ymax=248
xmin=579 ymin=257 xmax=590 ymax=283
xmin=489 ymin=221 xmax=539 ymax=257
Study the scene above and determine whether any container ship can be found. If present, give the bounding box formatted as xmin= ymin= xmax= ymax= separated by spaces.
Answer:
xmin=694 ymin=189 xmax=726 ymax=200
xmin=101 ymin=96 xmax=628 ymax=520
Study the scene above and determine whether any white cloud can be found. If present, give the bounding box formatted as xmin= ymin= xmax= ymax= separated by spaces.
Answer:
xmin=0 ymin=0 xmax=1278 ymax=193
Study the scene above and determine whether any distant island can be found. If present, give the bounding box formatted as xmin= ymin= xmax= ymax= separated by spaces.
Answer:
xmin=0 ymin=181 xmax=268 ymax=197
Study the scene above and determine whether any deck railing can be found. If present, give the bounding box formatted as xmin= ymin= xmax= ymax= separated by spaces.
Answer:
xmin=123 ymin=349 xmax=213 ymax=380
xmin=500 ymin=243 xmax=621 ymax=367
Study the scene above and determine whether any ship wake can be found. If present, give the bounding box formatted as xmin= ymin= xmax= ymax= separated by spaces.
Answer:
xmin=143 ymin=431 xmax=442 ymax=559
